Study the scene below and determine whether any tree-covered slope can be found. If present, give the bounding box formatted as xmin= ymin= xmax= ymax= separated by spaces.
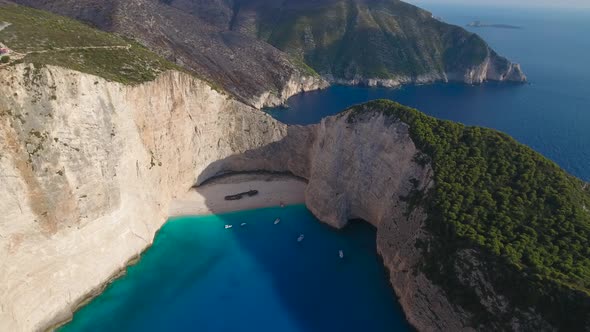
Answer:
xmin=233 ymin=0 xmax=525 ymax=83
xmin=348 ymin=100 xmax=590 ymax=329
xmin=0 ymin=3 xmax=181 ymax=84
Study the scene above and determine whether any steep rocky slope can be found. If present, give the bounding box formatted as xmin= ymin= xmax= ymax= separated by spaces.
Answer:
xmin=0 ymin=64 xmax=287 ymax=331
xmin=9 ymin=0 xmax=328 ymax=108
xmin=12 ymin=0 xmax=524 ymax=103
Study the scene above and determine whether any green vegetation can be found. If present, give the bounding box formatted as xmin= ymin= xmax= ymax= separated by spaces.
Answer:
xmin=20 ymin=43 xmax=179 ymax=85
xmin=347 ymin=100 xmax=590 ymax=328
xmin=0 ymin=55 xmax=8 ymax=63
xmin=288 ymin=55 xmax=320 ymax=77
xmin=0 ymin=5 xmax=123 ymax=52
xmin=0 ymin=4 xmax=181 ymax=84
xmin=251 ymin=0 xmax=492 ymax=80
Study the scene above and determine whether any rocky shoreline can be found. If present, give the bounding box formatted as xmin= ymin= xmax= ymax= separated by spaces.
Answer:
xmin=250 ymin=73 xmax=329 ymax=109
xmin=321 ymin=53 xmax=526 ymax=91
xmin=260 ymin=52 xmax=526 ymax=109
xmin=46 ymin=252 xmax=143 ymax=332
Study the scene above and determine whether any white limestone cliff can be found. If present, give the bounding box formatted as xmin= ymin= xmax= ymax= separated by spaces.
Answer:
xmin=451 ymin=53 xmax=527 ymax=84
xmin=324 ymin=53 xmax=526 ymax=88
xmin=0 ymin=64 xmax=287 ymax=331
xmin=251 ymin=73 xmax=329 ymax=109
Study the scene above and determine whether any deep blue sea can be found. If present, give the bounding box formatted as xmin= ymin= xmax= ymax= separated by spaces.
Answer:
xmin=60 ymin=205 xmax=409 ymax=332
xmin=268 ymin=5 xmax=590 ymax=181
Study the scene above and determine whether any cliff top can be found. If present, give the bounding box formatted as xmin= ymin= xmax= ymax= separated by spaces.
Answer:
xmin=349 ymin=100 xmax=590 ymax=293
xmin=347 ymin=99 xmax=590 ymax=327
xmin=0 ymin=4 xmax=180 ymax=84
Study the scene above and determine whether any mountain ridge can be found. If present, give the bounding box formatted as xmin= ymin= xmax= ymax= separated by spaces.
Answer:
xmin=230 ymin=0 xmax=526 ymax=85
xmin=10 ymin=0 xmax=525 ymax=106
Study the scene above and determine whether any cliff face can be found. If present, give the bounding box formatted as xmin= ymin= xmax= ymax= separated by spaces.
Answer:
xmin=249 ymin=72 xmax=329 ymax=109
xmin=197 ymin=107 xmax=582 ymax=331
xmin=448 ymin=52 xmax=527 ymax=84
xmin=198 ymin=111 xmax=477 ymax=330
xmin=322 ymin=50 xmax=527 ymax=88
xmin=0 ymin=64 xmax=287 ymax=331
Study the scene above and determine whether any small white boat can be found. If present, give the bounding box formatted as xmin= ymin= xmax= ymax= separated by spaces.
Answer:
xmin=339 ymin=250 xmax=344 ymax=259
xmin=274 ymin=218 xmax=280 ymax=225
xmin=240 ymin=222 xmax=247 ymax=227
xmin=297 ymin=234 xmax=305 ymax=242
xmin=224 ymin=225 xmax=233 ymax=229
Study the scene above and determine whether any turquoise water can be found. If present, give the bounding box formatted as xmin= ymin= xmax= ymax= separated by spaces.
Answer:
xmin=268 ymin=5 xmax=590 ymax=181
xmin=61 ymin=205 xmax=409 ymax=332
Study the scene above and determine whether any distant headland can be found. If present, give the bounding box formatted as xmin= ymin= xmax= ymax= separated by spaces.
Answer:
xmin=467 ymin=20 xmax=523 ymax=29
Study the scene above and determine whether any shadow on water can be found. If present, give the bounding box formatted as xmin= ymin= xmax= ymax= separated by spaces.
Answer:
xmin=209 ymin=205 xmax=411 ymax=332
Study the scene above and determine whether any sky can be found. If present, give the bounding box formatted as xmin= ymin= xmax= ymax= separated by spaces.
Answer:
xmin=406 ymin=0 xmax=590 ymax=10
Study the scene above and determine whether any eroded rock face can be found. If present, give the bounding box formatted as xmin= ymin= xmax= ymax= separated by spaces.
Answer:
xmin=199 ymin=111 xmax=434 ymax=230
xmin=324 ymin=52 xmax=527 ymax=88
xmin=0 ymin=65 xmax=287 ymax=331
xmin=451 ymin=52 xmax=527 ymax=84
xmin=203 ymin=110 xmax=480 ymax=330
xmin=249 ymin=73 xmax=329 ymax=109
xmin=301 ymin=113 xmax=475 ymax=330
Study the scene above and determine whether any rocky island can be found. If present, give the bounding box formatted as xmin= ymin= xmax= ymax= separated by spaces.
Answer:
xmin=1 ymin=2 xmax=588 ymax=332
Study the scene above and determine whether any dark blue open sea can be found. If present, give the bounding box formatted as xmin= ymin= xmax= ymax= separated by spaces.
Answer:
xmin=62 ymin=4 xmax=590 ymax=332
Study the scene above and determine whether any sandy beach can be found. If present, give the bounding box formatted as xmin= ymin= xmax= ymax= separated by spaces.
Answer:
xmin=169 ymin=173 xmax=307 ymax=216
